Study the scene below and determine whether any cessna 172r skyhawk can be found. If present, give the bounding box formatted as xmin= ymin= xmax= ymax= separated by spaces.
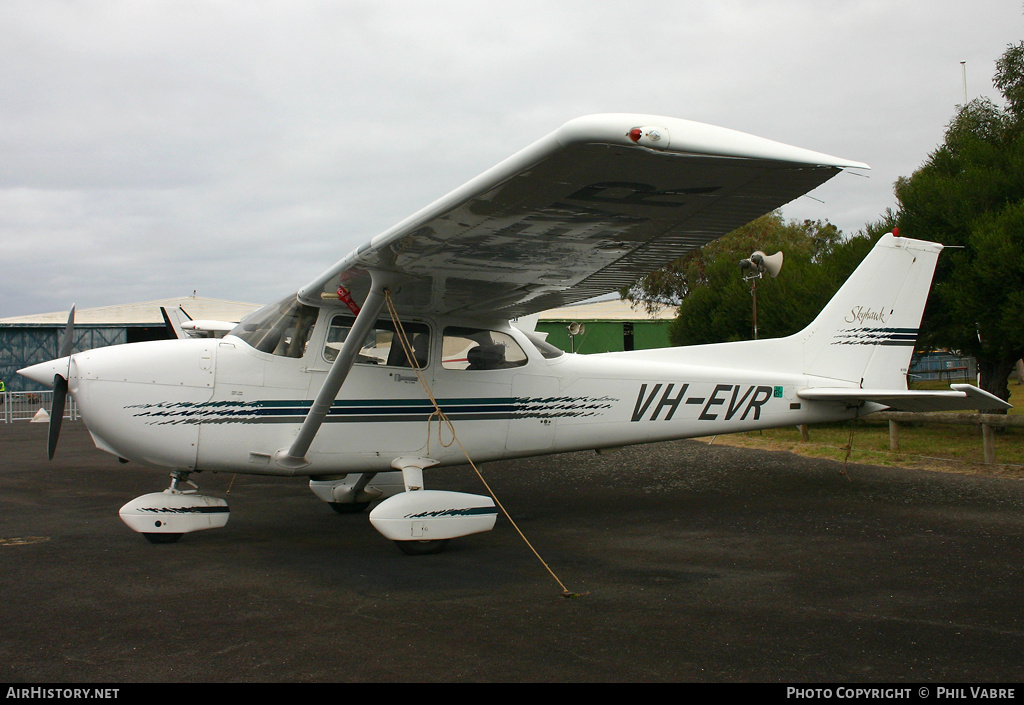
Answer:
xmin=19 ymin=113 xmax=1011 ymax=554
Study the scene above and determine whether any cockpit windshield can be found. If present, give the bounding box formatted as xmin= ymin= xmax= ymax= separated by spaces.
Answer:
xmin=229 ymin=294 xmax=318 ymax=358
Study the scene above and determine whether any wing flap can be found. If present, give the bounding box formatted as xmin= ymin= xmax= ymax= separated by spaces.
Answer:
xmin=299 ymin=114 xmax=867 ymax=319
xmin=797 ymin=384 xmax=1012 ymax=412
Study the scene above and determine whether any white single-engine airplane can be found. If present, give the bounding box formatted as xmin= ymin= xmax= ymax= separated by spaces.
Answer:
xmin=20 ymin=114 xmax=1011 ymax=553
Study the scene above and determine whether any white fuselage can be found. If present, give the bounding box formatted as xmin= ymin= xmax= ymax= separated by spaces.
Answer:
xmin=61 ymin=311 xmax=862 ymax=478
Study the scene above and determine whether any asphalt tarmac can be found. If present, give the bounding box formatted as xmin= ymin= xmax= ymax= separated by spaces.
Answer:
xmin=2 ymin=421 xmax=1024 ymax=684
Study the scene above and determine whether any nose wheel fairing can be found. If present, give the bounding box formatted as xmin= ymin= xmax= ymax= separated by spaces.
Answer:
xmin=119 ymin=472 xmax=229 ymax=543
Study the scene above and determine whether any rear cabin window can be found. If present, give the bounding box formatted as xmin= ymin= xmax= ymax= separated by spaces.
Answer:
xmin=324 ymin=315 xmax=430 ymax=368
xmin=523 ymin=331 xmax=565 ymax=359
xmin=441 ymin=327 xmax=528 ymax=371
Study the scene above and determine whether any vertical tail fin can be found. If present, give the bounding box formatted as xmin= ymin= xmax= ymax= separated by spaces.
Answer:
xmin=797 ymin=233 xmax=943 ymax=388
xmin=618 ymin=232 xmax=946 ymax=395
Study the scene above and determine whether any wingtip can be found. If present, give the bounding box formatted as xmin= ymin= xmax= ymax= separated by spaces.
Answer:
xmin=557 ymin=113 xmax=870 ymax=169
xmin=950 ymin=384 xmax=1014 ymax=410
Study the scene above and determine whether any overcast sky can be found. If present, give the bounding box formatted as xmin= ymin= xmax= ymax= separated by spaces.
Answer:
xmin=2 ymin=0 xmax=1022 ymax=318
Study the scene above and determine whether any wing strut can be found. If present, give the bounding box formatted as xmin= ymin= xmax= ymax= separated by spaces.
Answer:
xmin=273 ymin=275 xmax=390 ymax=470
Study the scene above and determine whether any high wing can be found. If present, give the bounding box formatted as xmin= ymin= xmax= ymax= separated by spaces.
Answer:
xmin=297 ymin=114 xmax=868 ymax=319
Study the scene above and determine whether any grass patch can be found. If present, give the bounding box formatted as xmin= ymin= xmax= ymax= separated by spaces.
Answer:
xmin=699 ymin=383 xmax=1024 ymax=478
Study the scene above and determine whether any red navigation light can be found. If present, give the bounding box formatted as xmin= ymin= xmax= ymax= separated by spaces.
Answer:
xmin=628 ymin=127 xmax=643 ymax=143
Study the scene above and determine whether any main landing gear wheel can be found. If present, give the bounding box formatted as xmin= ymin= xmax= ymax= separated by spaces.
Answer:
xmin=369 ymin=484 xmax=496 ymax=556
xmin=394 ymin=539 xmax=450 ymax=556
xmin=328 ymin=501 xmax=371 ymax=514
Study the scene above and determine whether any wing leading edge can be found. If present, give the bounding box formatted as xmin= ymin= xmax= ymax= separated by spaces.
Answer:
xmin=298 ymin=114 xmax=869 ymax=319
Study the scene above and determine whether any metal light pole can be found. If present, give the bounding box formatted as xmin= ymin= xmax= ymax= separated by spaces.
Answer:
xmin=739 ymin=250 xmax=783 ymax=340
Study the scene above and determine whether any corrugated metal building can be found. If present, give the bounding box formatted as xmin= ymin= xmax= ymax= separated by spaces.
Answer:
xmin=0 ymin=297 xmax=259 ymax=391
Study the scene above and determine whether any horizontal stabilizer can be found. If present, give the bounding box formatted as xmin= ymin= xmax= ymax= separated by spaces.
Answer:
xmin=798 ymin=384 xmax=1012 ymax=413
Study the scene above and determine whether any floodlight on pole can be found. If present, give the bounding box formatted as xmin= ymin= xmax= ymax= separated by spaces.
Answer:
xmin=567 ymin=322 xmax=585 ymax=353
xmin=738 ymin=250 xmax=783 ymax=339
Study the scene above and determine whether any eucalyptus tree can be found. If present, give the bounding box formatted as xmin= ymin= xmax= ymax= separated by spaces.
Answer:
xmin=895 ymin=41 xmax=1024 ymax=405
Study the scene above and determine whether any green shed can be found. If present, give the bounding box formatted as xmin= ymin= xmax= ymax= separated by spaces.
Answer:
xmin=534 ymin=299 xmax=677 ymax=354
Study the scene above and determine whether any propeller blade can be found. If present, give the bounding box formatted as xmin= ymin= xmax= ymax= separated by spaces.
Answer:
xmin=160 ymin=307 xmax=184 ymax=339
xmin=48 ymin=305 xmax=75 ymax=460
xmin=59 ymin=305 xmax=76 ymax=358
xmin=48 ymin=374 xmax=67 ymax=460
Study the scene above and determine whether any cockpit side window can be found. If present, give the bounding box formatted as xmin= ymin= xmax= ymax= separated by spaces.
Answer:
xmin=324 ymin=315 xmax=430 ymax=368
xmin=230 ymin=294 xmax=318 ymax=358
xmin=441 ymin=327 xmax=528 ymax=370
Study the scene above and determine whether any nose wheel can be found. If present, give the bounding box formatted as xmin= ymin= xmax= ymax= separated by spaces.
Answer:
xmin=144 ymin=531 xmax=183 ymax=544
xmin=119 ymin=471 xmax=230 ymax=543
xmin=141 ymin=472 xmax=195 ymax=543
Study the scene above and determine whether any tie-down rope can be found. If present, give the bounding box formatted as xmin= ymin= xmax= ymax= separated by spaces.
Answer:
xmin=383 ymin=290 xmax=582 ymax=598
